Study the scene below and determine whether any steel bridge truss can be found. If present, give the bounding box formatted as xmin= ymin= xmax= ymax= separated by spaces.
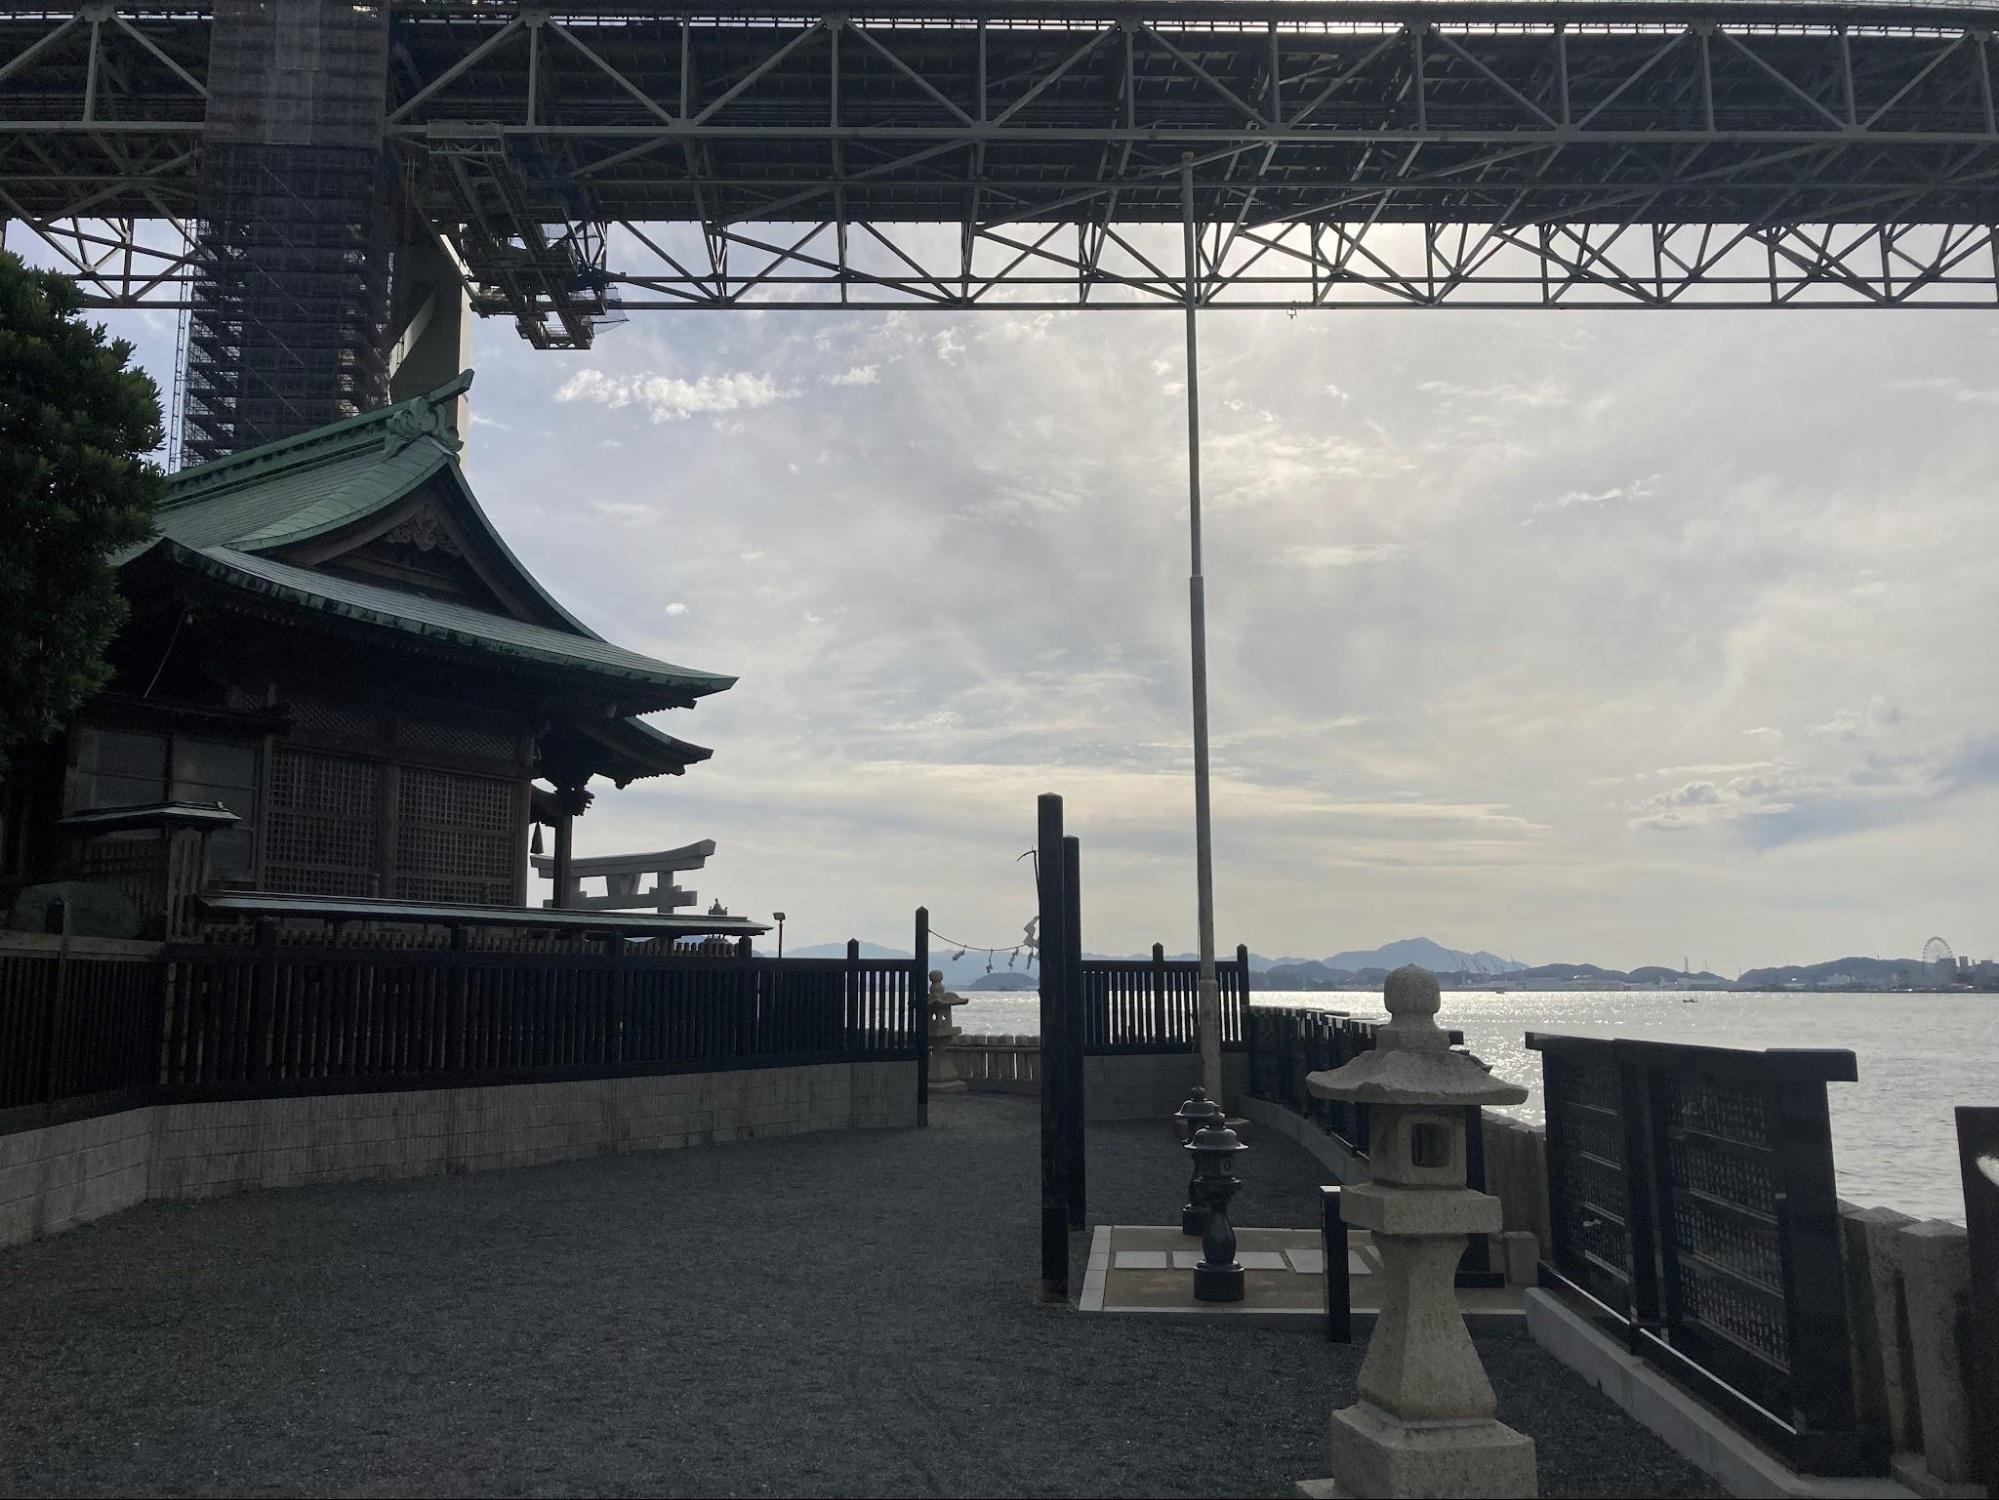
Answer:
xmin=4 ymin=2 xmax=1999 ymax=328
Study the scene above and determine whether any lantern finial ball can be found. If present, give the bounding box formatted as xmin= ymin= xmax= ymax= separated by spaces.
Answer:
xmin=1384 ymin=965 xmax=1442 ymax=1022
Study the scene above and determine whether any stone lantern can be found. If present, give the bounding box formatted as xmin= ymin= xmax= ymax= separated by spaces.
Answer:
xmin=1302 ymin=965 xmax=1537 ymax=1500
xmin=925 ymin=971 xmax=969 ymax=1093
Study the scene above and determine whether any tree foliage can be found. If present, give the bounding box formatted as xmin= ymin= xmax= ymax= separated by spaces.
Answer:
xmin=0 ymin=250 xmax=165 ymax=775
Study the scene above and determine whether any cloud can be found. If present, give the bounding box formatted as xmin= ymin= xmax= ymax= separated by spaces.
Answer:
xmin=555 ymin=367 xmax=789 ymax=423
xmin=1417 ymin=377 xmax=1570 ymax=409
xmin=1891 ymin=376 xmax=1999 ymax=406
xmin=1629 ymin=733 xmax=1999 ymax=845
xmin=1283 ymin=542 xmax=1409 ymax=569
xmin=1812 ymin=696 xmax=1902 ymax=741
xmin=825 ymin=364 xmax=879 ymax=387
xmin=1527 ymin=475 xmax=1658 ymax=521
xmin=664 ymin=602 xmax=689 ymax=616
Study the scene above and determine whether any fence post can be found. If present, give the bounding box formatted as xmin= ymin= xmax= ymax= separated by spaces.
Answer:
xmin=845 ymin=938 xmax=861 ymax=1059
xmin=1455 ymin=1104 xmax=1502 ymax=1288
xmin=1036 ymin=792 xmax=1069 ymax=1300
xmin=1618 ymin=1047 xmax=1666 ymax=1351
xmin=1062 ymin=835 xmax=1085 ymax=1229
xmin=1957 ymin=1107 xmax=1999 ymax=1495
xmin=250 ymin=917 xmax=278 ymax=1083
xmin=737 ymin=935 xmax=755 ymax=1059
xmin=1143 ymin=941 xmax=1164 ymax=1046
xmin=914 ymin=906 xmax=929 ymax=1127
xmin=1772 ymin=1074 xmax=1861 ymax=1443
xmin=39 ymin=923 xmax=70 ymax=1104
xmin=606 ymin=932 xmax=628 ymax=1067
xmin=1233 ymin=942 xmax=1250 ymax=1049
xmin=1323 ymin=1185 xmax=1352 ymax=1343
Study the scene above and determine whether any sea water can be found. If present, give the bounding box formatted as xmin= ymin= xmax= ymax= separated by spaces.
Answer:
xmin=950 ymin=987 xmax=1997 ymax=1222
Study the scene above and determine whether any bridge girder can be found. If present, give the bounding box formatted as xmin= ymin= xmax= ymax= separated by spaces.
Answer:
xmin=3 ymin=1 xmax=1998 ymax=323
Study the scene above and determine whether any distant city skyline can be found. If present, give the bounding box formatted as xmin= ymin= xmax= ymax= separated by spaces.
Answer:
xmin=46 ymin=248 xmax=1999 ymax=975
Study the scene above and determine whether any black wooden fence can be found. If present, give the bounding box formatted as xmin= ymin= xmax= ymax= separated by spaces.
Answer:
xmin=1246 ymin=1004 xmax=1465 ymax=1161
xmin=1529 ymin=1032 xmax=1872 ymax=1475
xmin=0 ymin=927 xmax=924 ymax=1132
xmin=0 ymin=936 xmax=165 ymax=1116
xmin=1080 ymin=944 xmax=1252 ymax=1054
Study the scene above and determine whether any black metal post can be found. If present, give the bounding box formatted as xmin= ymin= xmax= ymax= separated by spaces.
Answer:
xmin=1956 ymin=1107 xmax=1999 ymax=1495
xmin=1772 ymin=1077 xmax=1862 ymax=1444
xmin=914 ymin=905 xmax=929 ymax=1128
xmin=1036 ymin=793 xmax=1068 ymax=1299
xmin=1062 ymin=834 xmax=1085 ymax=1229
xmin=1322 ymin=1185 xmax=1351 ymax=1343
xmin=249 ymin=916 xmax=278 ymax=1083
xmin=1455 ymin=1103 xmax=1504 ymax=1289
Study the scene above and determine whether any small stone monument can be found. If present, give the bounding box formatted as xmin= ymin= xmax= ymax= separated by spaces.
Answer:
xmin=926 ymin=971 xmax=969 ymax=1093
xmin=1300 ymin=966 xmax=1536 ymax=1500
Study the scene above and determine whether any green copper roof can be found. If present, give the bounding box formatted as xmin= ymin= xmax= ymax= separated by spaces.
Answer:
xmin=152 ymin=541 xmax=734 ymax=700
xmin=124 ymin=373 xmax=734 ymax=705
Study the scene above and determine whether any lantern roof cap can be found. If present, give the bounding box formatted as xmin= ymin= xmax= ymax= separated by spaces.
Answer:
xmin=1306 ymin=965 xmax=1528 ymax=1108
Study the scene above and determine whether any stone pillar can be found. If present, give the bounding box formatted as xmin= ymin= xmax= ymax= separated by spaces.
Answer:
xmin=1893 ymin=1219 xmax=1977 ymax=1487
xmin=1300 ymin=966 xmax=1538 ymax=1500
xmin=926 ymin=971 xmax=968 ymax=1094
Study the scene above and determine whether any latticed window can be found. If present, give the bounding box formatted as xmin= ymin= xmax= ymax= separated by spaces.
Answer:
xmin=263 ymin=749 xmax=380 ymax=897
xmin=393 ymin=765 xmax=516 ymax=905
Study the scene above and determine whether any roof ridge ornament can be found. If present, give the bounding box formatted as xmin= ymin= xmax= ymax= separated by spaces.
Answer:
xmin=382 ymin=394 xmax=464 ymax=458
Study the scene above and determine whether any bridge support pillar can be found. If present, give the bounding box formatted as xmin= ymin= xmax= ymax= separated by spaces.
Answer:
xmin=390 ymin=223 xmax=473 ymax=441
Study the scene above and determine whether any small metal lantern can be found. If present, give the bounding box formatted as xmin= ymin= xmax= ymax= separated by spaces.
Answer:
xmin=1186 ymin=1120 xmax=1249 ymax=1303
xmin=1174 ymin=1087 xmax=1226 ymax=1234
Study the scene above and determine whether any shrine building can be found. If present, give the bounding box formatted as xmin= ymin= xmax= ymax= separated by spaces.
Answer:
xmin=0 ymin=372 xmax=760 ymax=944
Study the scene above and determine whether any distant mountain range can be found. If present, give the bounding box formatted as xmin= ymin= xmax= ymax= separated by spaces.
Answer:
xmin=784 ymin=937 xmax=1996 ymax=992
xmin=788 ymin=936 xmax=1527 ymax=990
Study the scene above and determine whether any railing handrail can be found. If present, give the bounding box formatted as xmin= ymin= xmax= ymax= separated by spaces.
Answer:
xmin=0 ymin=932 xmax=165 ymax=960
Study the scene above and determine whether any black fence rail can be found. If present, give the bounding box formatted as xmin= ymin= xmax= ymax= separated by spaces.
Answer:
xmin=1246 ymin=1004 xmax=1465 ymax=1160
xmin=0 ymin=925 xmax=924 ymax=1131
xmin=1528 ymin=1032 xmax=1872 ymax=1475
xmin=0 ymin=936 xmax=165 ymax=1114
xmin=1079 ymin=944 xmax=1251 ymax=1054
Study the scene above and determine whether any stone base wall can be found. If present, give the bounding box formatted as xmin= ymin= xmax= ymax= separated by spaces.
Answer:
xmin=0 ymin=1061 xmax=916 ymax=1250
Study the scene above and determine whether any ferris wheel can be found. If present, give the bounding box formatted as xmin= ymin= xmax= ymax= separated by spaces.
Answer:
xmin=1922 ymin=936 xmax=1955 ymax=969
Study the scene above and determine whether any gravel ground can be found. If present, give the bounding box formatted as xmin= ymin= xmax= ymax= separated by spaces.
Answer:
xmin=0 ymin=1093 xmax=1722 ymax=1498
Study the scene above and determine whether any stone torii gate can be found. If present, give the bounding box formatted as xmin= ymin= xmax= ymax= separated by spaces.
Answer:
xmin=531 ymin=839 xmax=716 ymax=915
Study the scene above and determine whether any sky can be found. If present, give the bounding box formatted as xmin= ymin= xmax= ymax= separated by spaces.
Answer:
xmin=42 ymin=240 xmax=1999 ymax=975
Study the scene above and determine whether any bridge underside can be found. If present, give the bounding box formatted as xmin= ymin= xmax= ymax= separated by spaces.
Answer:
xmin=3 ymin=1 xmax=1998 ymax=356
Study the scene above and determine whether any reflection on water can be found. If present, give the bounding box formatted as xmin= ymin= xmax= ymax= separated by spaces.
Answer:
xmin=953 ymin=988 xmax=1996 ymax=1223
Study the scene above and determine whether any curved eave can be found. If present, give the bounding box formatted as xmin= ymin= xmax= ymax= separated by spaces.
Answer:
xmin=128 ymin=539 xmax=737 ymax=706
